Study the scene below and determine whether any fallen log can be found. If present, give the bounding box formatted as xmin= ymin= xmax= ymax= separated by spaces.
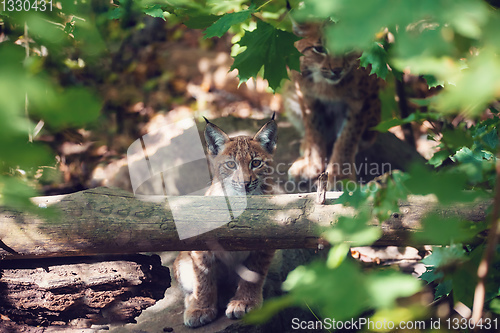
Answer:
xmin=0 ymin=187 xmax=491 ymax=259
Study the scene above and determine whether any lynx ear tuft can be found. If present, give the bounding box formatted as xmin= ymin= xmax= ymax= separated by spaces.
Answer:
xmin=204 ymin=121 xmax=230 ymax=156
xmin=254 ymin=117 xmax=277 ymax=154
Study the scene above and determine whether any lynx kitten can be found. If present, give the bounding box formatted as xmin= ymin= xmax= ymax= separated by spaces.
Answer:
xmin=173 ymin=116 xmax=277 ymax=328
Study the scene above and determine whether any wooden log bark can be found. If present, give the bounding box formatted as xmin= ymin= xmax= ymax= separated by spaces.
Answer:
xmin=0 ymin=254 xmax=171 ymax=329
xmin=0 ymin=187 xmax=491 ymax=259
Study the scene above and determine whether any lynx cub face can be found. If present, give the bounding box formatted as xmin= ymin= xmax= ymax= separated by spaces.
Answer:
xmin=204 ymin=117 xmax=277 ymax=196
xmin=173 ymin=116 xmax=277 ymax=328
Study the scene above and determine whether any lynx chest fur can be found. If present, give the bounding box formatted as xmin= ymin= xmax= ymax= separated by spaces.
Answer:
xmin=286 ymin=22 xmax=381 ymax=188
xmin=173 ymin=116 xmax=277 ymax=328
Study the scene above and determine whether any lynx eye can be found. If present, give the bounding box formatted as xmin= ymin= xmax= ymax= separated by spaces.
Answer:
xmin=225 ymin=161 xmax=237 ymax=169
xmin=312 ymin=45 xmax=327 ymax=54
xmin=251 ymin=159 xmax=263 ymax=168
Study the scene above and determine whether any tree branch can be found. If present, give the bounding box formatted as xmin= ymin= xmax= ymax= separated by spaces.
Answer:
xmin=471 ymin=160 xmax=500 ymax=326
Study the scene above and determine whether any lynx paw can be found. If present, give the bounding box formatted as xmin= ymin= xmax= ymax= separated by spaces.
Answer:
xmin=225 ymin=299 xmax=260 ymax=319
xmin=183 ymin=307 xmax=217 ymax=328
xmin=288 ymin=157 xmax=323 ymax=181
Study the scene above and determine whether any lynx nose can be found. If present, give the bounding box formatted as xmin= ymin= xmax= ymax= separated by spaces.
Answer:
xmin=330 ymin=68 xmax=343 ymax=81
xmin=240 ymin=178 xmax=251 ymax=187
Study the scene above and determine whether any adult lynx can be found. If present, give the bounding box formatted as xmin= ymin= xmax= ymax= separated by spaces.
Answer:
xmin=173 ymin=116 xmax=277 ymax=328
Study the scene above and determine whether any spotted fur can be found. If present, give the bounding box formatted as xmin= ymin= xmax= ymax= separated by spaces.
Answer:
xmin=286 ymin=22 xmax=381 ymax=188
xmin=173 ymin=117 xmax=277 ymax=328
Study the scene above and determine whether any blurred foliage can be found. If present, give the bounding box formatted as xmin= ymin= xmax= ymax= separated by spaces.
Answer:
xmin=2 ymin=0 xmax=500 ymax=330
xmin=0 ymin=1 xmax=104 ymax=208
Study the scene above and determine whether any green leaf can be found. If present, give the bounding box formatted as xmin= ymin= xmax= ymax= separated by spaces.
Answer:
xmin=421 ymin=245 xmax=467 ymax=267
xmin=413 ymin=214 xmax=485 ymax=245
xmin=379 ymin=75 xmax=399 ymax=120
xmin=422 ymin=74 xmax=443 ymax=88
xmin=335 ymin=183 xmax=370 ymax=208
xmin=72 ymin=16 xmax=106 ymax=57
xmin=428 ymin=150 xmax=451 ymax=168
xmin=359 ymin=42 xmax=388 ymax=79
xmin=394 ymin=27 xmax=454 ymax=60
xmin=323 ymin=210 xmax=381 ymax=246
xmin=283 ymin=260 xmax=370 ymax=320
xmin=143 ymin=5 xmax=166 ymax=20
xmin=230 ymin=20 xmax=301 ymax=91
xmin=451 ymin=264 xmax=477 ymax=307
xmin=25 ymin=12 xmax=67 ymax=46
xmin=421 ymin=245 xmax=473 ymax=303
xmin=30 ymin=87 xmax=102 ymax=129
xmin=421 ymin=267 xmax=452 ymax=300
xmin=282 ymin=260 xmax=421 ymax=321
xmin=366 ymin=270 xmax=422 ymax=309
xmin=480 ymin=127 xmax=499 ymax=151
xmin=404 ymin=163 xmax=477 ymax=204
xmin=420 ymin=267 xmax=443 ymax=285
xmin=0 ymin=176 xmax=39 ymax=210
xmin=440 ymin=125 xmax=474 ymax=151
xmin=326 ymin=243 xmax=350 ymax=269
xmin=435 ymin=279 xmax=453 ymax=299
xmin=204 ymin=5 xmax=255 ymax=39
xmin=443 ymin=0 xmax=489 ymax=39
xmin=451 ymin=147 xmax=496 ymax=184
xmin=369 ymin=171 xmax=410 ymax=221
xmin=436 ymin=48 xmax=500 ymax=116
xmin=320 ymin=0 xmax=397 ymax=53
xmin=441 ymin=245 xmax=483 ymax=307
xmin=489 ymin=298 xmax=500 ymax=315
xmin=107 ymin=7 xmax=123 ymax=20
xmin=184 ymin=14 xmax=220 ymax=29
xmin=207 ymin=0 xmax=248 ymax=14
xmin=373 ymin=118 xmax=406 ymax=132
xmin=0 ymin=138 xmax=53 ymax=170
xmin=373 ymin=110 xmax=441 ymax=132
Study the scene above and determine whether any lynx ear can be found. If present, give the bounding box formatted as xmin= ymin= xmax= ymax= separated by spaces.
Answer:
xmin=291 ymin=19 xmax=321 ymax=38
xmin=204 ymin=117 xmax=230 ymax=156
xmin=253 ymin=115 xmax=277 ymax=154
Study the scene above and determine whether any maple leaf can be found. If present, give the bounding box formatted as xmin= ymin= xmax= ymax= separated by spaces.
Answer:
xmin=204 ymin=5 xmax=255 ymax=38
xmin=230 ymin=20 xmax=301 ymax=91
xmin=359 ymin=42 xmax=388 ymax=79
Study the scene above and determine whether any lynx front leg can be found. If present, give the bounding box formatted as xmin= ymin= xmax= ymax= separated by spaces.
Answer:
xmin=288 ymin=101 xmax=327 ymax=181
xmin=327 ymin=104 xmax=365 ymax=190
xmin=226 ymin=250 xmax=275 ymax=319
xmin=174 ymin=251 xmax=218 ymax=328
